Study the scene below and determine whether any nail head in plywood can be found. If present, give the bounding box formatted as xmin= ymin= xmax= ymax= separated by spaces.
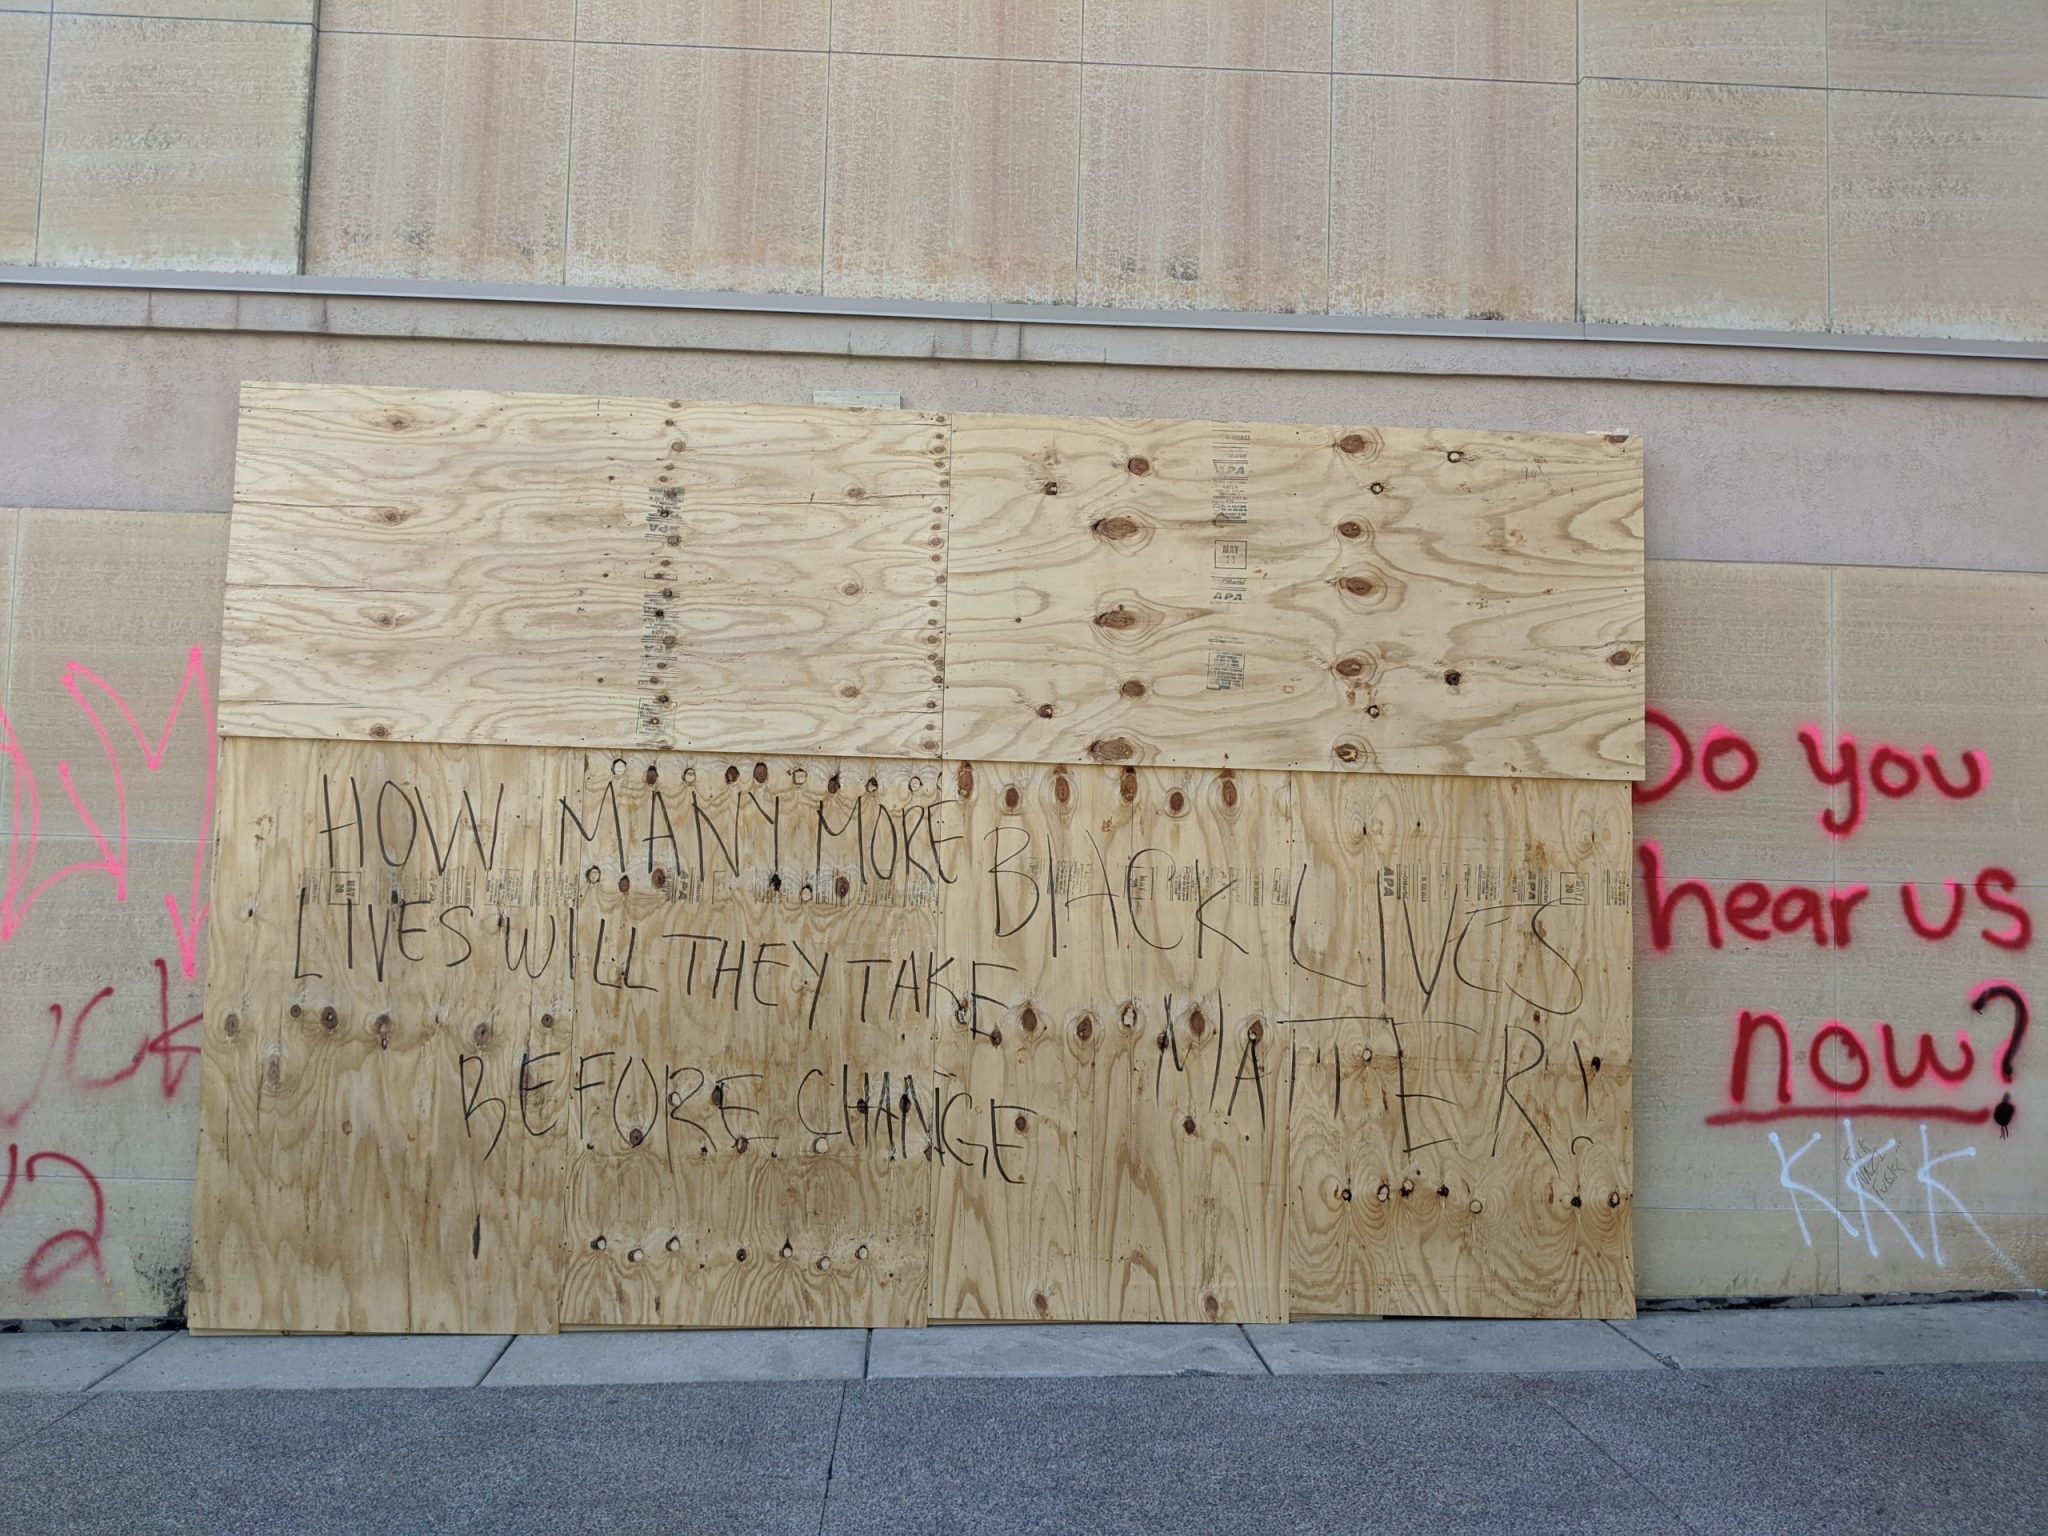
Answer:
xmin=943 ymin=414 xmax=1644 ymax=780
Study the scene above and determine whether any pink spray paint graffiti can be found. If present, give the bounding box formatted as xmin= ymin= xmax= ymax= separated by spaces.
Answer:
xmin=0 ymin=645 xmax=217 ymax=1301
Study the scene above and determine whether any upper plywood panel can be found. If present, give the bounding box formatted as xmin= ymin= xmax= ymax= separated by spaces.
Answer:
xmin=222 ymin=383 xmax=951 ymax=759
xmin=943 ymin=415 xmax=1644 ymax=779
xmin=222 ymin=384 xmax=1645 ymax=782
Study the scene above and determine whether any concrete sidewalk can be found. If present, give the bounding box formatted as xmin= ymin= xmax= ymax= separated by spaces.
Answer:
xmin=0 ymin=1300 xmax=2042 ymax=1533
xmin=2 ymin=1298 xmax=2042 ymax=1393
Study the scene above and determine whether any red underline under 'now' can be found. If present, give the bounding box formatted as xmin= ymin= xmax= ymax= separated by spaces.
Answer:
xmin=1703 ymin=1104 xmax=1995 ymax=1126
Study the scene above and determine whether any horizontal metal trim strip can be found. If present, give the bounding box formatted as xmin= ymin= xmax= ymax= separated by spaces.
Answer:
xmin=3 ymin=265 xmax=2044 ymax=363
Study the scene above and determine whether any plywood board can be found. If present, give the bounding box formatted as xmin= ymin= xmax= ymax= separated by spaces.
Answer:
xmin=929 ymin=762 xmax=1294 ymax=1323
xmin=190 ymin=737 xmax=573 ymax=1334
xmin=555 ymin=752 xmax=942 ymax=1330
xmin=943 ymin=415 xmax=1644 ymax=779
xmin=1286 ymin=775 xmax=1637 ymax=1319
xmin=221 ymin=384 xmax=950 ymax=759
xmin=191 ymin=737 xmax=950 ymax=1332
xmin=220 ymin=385 xmax=1646 ymax=783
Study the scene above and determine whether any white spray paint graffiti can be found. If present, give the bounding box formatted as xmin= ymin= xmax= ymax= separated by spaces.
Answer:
xmin=1767 ymin=1120 xmax=2027 ymax=1283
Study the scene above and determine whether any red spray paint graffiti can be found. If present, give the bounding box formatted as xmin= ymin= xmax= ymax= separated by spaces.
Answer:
xmin=1642 ymin=711 xmax=2033 ymax=1155
xmin=0 ymin=647 xmax=216 ymax=1301
xmin=0 ymin=646 xmax=217 ymax=978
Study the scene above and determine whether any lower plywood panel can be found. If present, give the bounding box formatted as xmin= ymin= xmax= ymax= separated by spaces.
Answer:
xmin=929 ymin=762 xmax=1295 ymax=1323
xmin=191 ymin=740 xmax=572 ymax=1334
xmin=1286 ymin=774 xmax=1637 ymax=1320
xmin=553 ymin=752 xmax=941 ymax=1330
xmin=191 ymin=739 xmax=1634 ymax=1329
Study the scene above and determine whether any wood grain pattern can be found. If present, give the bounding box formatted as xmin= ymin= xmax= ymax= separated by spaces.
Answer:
xmin=943 ymin=414 xmax=1644 ymax=779
xmin=222 ymin=385 xmax=1645 ymax=782
xmin=190 ymin=737 xmax=572 ymax=1334
xmin=192 ymin=741 xmax=1636 ymax=1328
xmin=555 ymin=752 xmax=942 ymax=1330
xmin=222 ymin=383 xmax=949 ymax=759
xmin=1285 ymin=774 xmax=1636 ymax=1319
xmin=192 ymin=737 xmax=951 ymax=1332
xmin=929 ymin=761 xmax=1294 ymax=1323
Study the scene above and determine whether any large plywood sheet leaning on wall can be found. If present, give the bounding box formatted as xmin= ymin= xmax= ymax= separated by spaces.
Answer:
xmin=220 ymin=385 xmax=1645 ymax=780
xmin=944 ymin=415 xmax=1645 ymax=779
xmin=191 ymin=383 xmax=1647 ymax=1331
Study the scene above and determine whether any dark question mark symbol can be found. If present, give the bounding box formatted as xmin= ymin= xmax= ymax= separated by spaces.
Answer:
xmin=1973 ymin=983 xmax=2029 ymax=1081
xmin=1973 ymin=983 xmax=2028 ymax=1138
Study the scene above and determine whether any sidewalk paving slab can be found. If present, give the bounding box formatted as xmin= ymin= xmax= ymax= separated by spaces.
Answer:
xmin=825 ymin=1373 xmax=1658 ymax=1534
xmin=1531 ymin=1360 xmax=2048 ymax=1536
xmin=867 ymin=1323 xmax=1264 ymax=1378
xmin=0 ymin=1330 xmax=166 ymax=1391
xmin=91 ymin=1332 xmax=510 ymax=1392
xmin=484 ymin=1328 xmax=867 ymax=1385
xmin=1613 ymin=1298 xmax=2048 ymax=1369
xmin=0 ymin=1381 xmax=840 ymax=1536
xmin=1245 ymin=1318 xmax=1660 ymax=1375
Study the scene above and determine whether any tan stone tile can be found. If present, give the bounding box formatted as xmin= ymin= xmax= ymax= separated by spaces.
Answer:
xmin=55 ymin=0 xmax=312 ymax=19
xmin=1635 ymin=1207 xmax=1831 ymax=1298
xmin=304 ymin=31 xmax=572 ymax=282
xmin=1334 ymin=0 xmax=1575 ymax=83
xmin=0 ymin=1170 xmax=197 ymax=1319
xmin=0 ymin=12 xmax=45 ymax=265
xmin=1830 ymin=924 xmax=2043 ymax=1292
xmin=1634 ymin=884 xmax=1841 ymax=1281
xmin=825 ymin=53 xmax=1078 ymax=303
xmin=1330 ymin=76 xmax=1573 ymax=322
xmin=1082 ymin=0 xmax=1329 ymax=71
xmin=1830 ymin=0 xmax=2048 ymax=97
xmin=0 ymin=505 xmax=15 ymax=682
xmin=1079 ymin=63 xmax=1327 ymax=313
xmin=832 ymin=0 xmax=1079 ymax=59
xmin=568 ymin=44 xmax=823 ymax=294
xmin=1830 ymin=565 xmax=2048 ymax=885
xmin=37 ymin=15 xmax=311 ymax=272
xmin=1636 ymin=561 xmax=1834 ymax=884
xmin=8 ymin=509 xmax=226 ymax=843
xmin=0 ymin=838 xmax=209 ymax=1183
xmin=320 ymin=0 xmax=572 ymax=36
xmin=577 ymin=0 xmax=828 ymax=49
xmin=1581 ymin=0 xmax=1825 ymax=88
xmin=1830 ymin=92 xmax=2048 ymax=343
xmin=1579 ymin=79 xmax=1827 ymax=330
